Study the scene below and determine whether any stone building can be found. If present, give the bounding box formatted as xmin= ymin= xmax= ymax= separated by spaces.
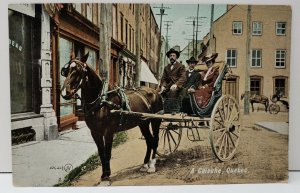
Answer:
xmin=205 ymin=5 xmax=291 ymax=109
xmin=9 ymin=3 xmax=161 ymax=142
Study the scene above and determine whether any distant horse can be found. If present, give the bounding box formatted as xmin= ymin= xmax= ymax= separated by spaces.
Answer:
xmin=241 ymin=93 xmax=269 ymax=112
xmin=60 ymin=53 xmax=163 ymax=185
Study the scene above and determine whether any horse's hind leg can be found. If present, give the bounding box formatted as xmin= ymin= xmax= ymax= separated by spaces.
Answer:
xmin=139 ymin=121 xmax=154 ymax=172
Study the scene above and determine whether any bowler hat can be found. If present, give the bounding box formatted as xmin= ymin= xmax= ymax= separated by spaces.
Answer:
xmin=186 ymin=56 xmax=198 ymax=64
xmin=166 ymin=48 xmax=180 ymax=58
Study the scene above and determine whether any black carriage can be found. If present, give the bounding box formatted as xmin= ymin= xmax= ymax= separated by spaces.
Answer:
xmin=111 ymin=62 xmax=241 ymax=162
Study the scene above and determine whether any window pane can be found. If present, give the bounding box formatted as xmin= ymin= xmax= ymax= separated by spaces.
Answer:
xmin=59 ymin=37 xmax=75 ymax=116
xmin=85 ymin=47 xmax=97 ymax=70
xmin=9 ymin=11 xmax=33 ymax=113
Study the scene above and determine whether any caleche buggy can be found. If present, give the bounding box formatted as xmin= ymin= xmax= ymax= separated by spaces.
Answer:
xmin=111 ymin=62 xmax=241 ymax=162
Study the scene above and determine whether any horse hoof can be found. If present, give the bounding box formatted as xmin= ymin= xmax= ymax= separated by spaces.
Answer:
xmin=147 ymin=167 xmax=156 ymax=173
xmin=98 ymin=178 xmax=111 ymax=186
xmin=140 ymin=164 xmax=149 ymax=172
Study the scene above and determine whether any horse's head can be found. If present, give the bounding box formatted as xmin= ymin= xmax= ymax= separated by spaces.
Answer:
xmin=61 ymin=53 xmax=90 ymax=100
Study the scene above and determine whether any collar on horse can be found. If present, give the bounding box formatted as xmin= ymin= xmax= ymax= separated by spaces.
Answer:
xmin=83 ymin=87 xmax=131 ymax=115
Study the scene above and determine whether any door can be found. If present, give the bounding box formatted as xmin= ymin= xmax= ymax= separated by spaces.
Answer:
xmin=225 ymin=77 xmax=239 ymax=102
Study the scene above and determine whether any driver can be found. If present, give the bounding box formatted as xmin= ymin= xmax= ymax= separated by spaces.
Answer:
xmin=159 ymin=48 xmax=186 ymax=99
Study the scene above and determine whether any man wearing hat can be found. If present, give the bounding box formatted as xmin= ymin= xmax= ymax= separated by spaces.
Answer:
xmin=181 ymin=56 xmax=201 ymax=114
xmin=160 ymin=48 xmax=186 ymax=98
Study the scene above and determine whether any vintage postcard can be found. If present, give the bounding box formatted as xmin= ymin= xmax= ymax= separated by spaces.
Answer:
xmin=9 ymin=3 xmax=290 ymax=186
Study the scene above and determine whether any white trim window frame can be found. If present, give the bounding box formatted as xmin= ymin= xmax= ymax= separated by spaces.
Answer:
xmin=226 ymin=49 xmax=237 ymax=67
xmin=275 ymin=49 xmax=286 ymax=68
xmin=232 ymin=21 xmax=242 ymax=35
xmin=251 ymin=49 xmax=262 ymax=67
xmin=276 ymin=22 xmax=286 ymax=36
xmin=252 ymin=21 xmax=262 ymax=35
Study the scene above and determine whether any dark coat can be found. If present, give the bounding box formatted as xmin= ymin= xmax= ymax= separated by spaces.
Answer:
xmin=160 ymin=61 xmax=186 ymax=89
xmin=184 ymin=70 xmax=201 ymax=89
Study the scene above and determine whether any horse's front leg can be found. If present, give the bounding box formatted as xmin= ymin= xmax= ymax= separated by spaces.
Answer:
xmin=139 ymin=122 xmax=154 ymax=172
xmin=90 ymin=130 xmax=111 ymax=185
xmin=103 ymin=130 xmax=114 ymax=181
xmin=148 ymin=119 xmax=162 ymax=173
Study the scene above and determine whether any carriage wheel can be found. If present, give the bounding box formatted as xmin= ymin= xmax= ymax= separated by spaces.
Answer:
xmin=157 ymin=122 xmax=182 ymax=157
xmin=269 ymin=104 xmax=280 ymax=114
xmin=210 ymin=95 xmax=241 ymax=161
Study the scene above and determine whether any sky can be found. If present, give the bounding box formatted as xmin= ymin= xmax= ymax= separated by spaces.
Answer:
xmin=151 ymin=4 xmax=227 ymax=50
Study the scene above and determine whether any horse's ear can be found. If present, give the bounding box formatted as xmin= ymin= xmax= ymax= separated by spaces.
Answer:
xmin=70 ymin=51 xmax=75 ymax=60
xmin=81 ymin=52 xmax=89 ymax=63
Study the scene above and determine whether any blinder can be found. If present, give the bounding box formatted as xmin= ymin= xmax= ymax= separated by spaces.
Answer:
xmin=61 ymin=62 xmax=71 ymax=77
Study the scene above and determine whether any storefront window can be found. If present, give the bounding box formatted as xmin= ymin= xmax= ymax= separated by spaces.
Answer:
xmin=84 ymin=47 xmax=97 ymax=70
xmin=59 ymin=37 xmax=74 ymax=117
xmin=9 ymin=10 xmax=33 ymax=114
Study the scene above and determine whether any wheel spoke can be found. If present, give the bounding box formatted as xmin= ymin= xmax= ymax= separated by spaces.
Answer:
xmin=229 ymin=111 xmax=239 ymax=124
xmin=227 ymin=99 xmax=234 ymax=122
xmin=170 ymin=129 xmax=180 ymax=135
xmin=169 ymin=131 xmax=177 ymax=146
xmin=166 ymin=130 xmax=172 ymax=153
xmin=214 ymin=117 xmax=226 ymax=128
xmin=213 ymin=127 xmax=226 ymax=132
xmin=218 ymin=108 xmax=225 ymax=122
xmin=228 ymin=132 xmax=236 ymax=148
xmin=227 ymin=133 xmax=231 ymax=152
xmin=218 ymin=132 xmax=226 ymax=155
xmin=230 ymin=131 xmax=239 ymax=139
xmin=222 ymin=100 xmax=227 ymax=120
xmin=223 ymin=134 xmax=228 ymax=158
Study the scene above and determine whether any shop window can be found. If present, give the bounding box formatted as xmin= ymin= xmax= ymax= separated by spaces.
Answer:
xmin=274 ymin=77 xmax=287 ymax=97
xmin=9 ymin=11 xmax=34 ymax=113
xmin=250 ymin=77 xmax=262 ymax=95
xmin=59 ymin=37 xmax=74 ymax=117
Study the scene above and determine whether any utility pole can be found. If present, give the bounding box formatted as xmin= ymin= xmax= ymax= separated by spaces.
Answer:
xmin=164 ymin=21 xmax=173 ymax=67
xmin=244 ymin=5 xmax=251 ymax=115
xmin=196 ymin=4 xmax=199 ymax=57
xmin=184 ymin=39 xmax=193 ymax=59
xmin=209 ymin=4 xmax=215 ymax=54
xmin=186 ymin=16 xmax=204 ymax=58
xmin=99 ymin=4 xmax=112 ymax=91
xmin=135 ymin=4 xmax=141 ymax=87
xmin=153 ymin=4 xmax=170 ymax=79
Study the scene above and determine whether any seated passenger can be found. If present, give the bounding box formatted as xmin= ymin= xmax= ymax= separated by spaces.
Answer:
xmin=194 ymin=53 xmax=219 ymax=108
xmin=181 ymin=57 xmax=201 ymax=115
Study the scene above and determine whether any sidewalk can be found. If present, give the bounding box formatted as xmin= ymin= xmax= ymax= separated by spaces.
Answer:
xmin=12 ymin=123 xmax=97 ymax=187
xmin=254 ymin=122 xmax=289 ymax=135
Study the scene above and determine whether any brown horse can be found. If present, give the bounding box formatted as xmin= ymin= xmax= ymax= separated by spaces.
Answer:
xmin=60 ymin=53 xmax=163 ymax=184
xmin=241 ymin=93 xmax=269 ymax=112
